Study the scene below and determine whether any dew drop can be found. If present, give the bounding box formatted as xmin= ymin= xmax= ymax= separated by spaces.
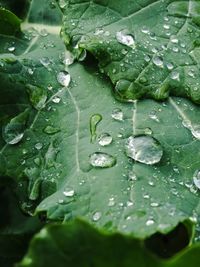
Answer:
xmin=111 ymin=108 xmax=123 ymax=121
xmin=8 ymin=46 xmax=15 ymax=52
xmin=35 ymin=143 xmax=43 ymax=150
xmin=146 ymin=218 xmax=155 ymax=226
xmin=128 ymin=170 xmax=137 ymax=181
xmin=40 ymin=57 xmax=51 ymax=69
xmin=98 ymin=133 xmax=112 ymax=146
xmin=89 ymin=152 xmax=116 ymax=168
xmin=152 ymin=56 xmax=163 ymax=67
xmin=90 ymin=114 xmax=102 ymax=143
xmin=57 ymin=71 xmax=71 ymax=87
xmin=116 ymin=31 xmax=135 ymax=48
xmin=58 ymin=0 xmax=67 ymax=8
xmin=63 ymin=189 xmax=75 ymax=197
xmin=125 ymin=135 xmax=163 ymax=165
xmin=171 ymin=71 xmax=180 ymax=81
xmin=193 ymin=170 xmax=200 ymax=189
xmin=92 ymin=211 xmax=102 ymax=222
xmin=108 ymin=197 xmax=115 ymax=207
xmin=43 ymin=126 xmax=60 ymax=135
xmin=52 ymin=96 xmax=61 ymax=103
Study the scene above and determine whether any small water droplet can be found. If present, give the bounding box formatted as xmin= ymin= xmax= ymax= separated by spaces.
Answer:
xmin=128 ymin=170 xmax=137 ymax=181
xmin=170 ymin=36 xmax=178 ymax=43
xmin=57 ymin=71 xmax=71 ymax=87
xmin=8 ymin=46 xmax=15 ymax=52
xmin=150 ymin=202 xmax=159 ymax=207
xmin=152 ymin=56 xmax=163 ymax=67
xmin=40 ymin=57 xmax=51 ymax=69
xmin=125 ymin=135 xmax=163 ymax=165
xmin=116 ymin=31 xmax=135 ymax=48
xmin=89 ymin=152 xmax=116 ymax=168
xmin=166 ymin=62 xmax=174 ymax=70
xmin=43 ymin=125 xmax=60 ymax=135
xmin=108 ymin=197 xmax=115 ymax=207
xmin=146 ymin=218 xmax=155 ymax=226
xmin=58 ymin=0 xmax=67 ymax=8
xmin=111 ymin=108 xmax=123 ymax=121
xmin=35 ymin=143 xmax=43 ymax=150
xmin=98 ymin=133 xmax=112 ymax=146
xmin=171 ymin=71 xmax=180 ymax=81
xmin=92 ymin=211 xmax=102 ymax=221
xmin=193 ymin=170 xmax=200 ymax=189
xmin=52 ymin=96 xmax=61 ymax=103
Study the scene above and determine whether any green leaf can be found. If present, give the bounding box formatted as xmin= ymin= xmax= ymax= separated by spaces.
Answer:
xmin=59 ymin=0 xmax=200 ymax=103
xmin=17 ymin=220 xmax=200 ymax=267
xmin=0 ymin=0 xmax=30 ymax=19
xmin=0 ymin=184 xmax=42 ymax=267
xmin=0 ymin=8 xmax=21 ymax=35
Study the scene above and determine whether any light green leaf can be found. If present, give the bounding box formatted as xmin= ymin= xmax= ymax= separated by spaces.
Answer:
xmin=59 ymin=0 xmax=200 ymax=103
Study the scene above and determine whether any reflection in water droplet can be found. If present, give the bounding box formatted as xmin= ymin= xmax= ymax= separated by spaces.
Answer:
xmin=90 ymin=114 xmax=102 ymax=143
xmin=108 ymin=197 xmax=115 ymax=207
xmin=52 ymin=96 xmax=61 ymax=103
xmin=125 ymin=135 xmax=163 ymax=165
xmin=111 ymin=108 xmax=123 ymax=121
xmin=146 ymin=218 xmax=155 ymax=226
xmin=152 ymin=56 xmax=163 ymax=67
xmin=92 ymin=211 xmax=102 ymax=221
xmin=193 ymin=170 xmax=200 ymax=189
xmin=35 ymin=143 xmax=43 ymax=150
xmin=116 ymin=31 xmax=135 ymax=48
xmin=43 ymin=126 xmax=60 ymax=135
xmin=57 ymin=71 xmax=71 ymax=87
xmin=63 ymin=189 xmax=75 ymax=197
xmin=89 ymin=152 xmax=116 ymax=168
xmin=98 ymin=133 xmax=112 ymax=146
xmin=171 ymin=71 xmax=180 ymax=81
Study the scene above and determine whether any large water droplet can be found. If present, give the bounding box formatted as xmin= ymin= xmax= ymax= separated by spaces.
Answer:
xmin=111 ymin=108 xmax=123 ymax=121
xmin=89 ymin=152 xmax=116 ymax=168
xmin=26 ymin=84 xmax=47 ymax=110
xmin=57 ymin=71 xmax=71 ymax=87
xmin=193 ymin=170 xmax=200 ymax=189
xmin=125 ymin=135 xmax=163 ymax=165
xmin=116 ymin=31 xmax=135 ymax=48
xmin=152 ymin=56 xmax=163 ymax=67
xmin=98 ymin=133 xmax=112 ymax=146
xmin=90 ymin=114 xmax=102 ymax=143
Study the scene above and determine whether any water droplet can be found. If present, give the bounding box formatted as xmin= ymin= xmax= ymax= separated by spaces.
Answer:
xmin=127 ymin=201 xmax=133 ymax=207
xmin=150 ymin=202 xmax=159 ymax=207
xmin=63 ymin=189 xmax=75 ymax=197
xmin=193 ymin=170 xmax=200 ymax=189
xmin=98 ymin=133 xmax=112 ymax=146
xmin=58 ymin=0 xmax=67 ymax=8
xmin=8 ymin=46 xmax=15 ymax=52
xmin=40 ymin=57 xmax=51 ymax=69
xmin=35 ymin=143 xmax=43 ymax=150
xmin=52 ymin=96 xmax=61 ymax=103
xmin=90 ymin=114 xmax=102 ymax=143
xmin=166 ymin=62 xmax=174 ymax=70
xmin=92 ymin=211 xmax=102 ymax=221
xmin=3 ymin=111 xmax=28 ymax=145
xmin=57 ymin=71 xmax=71 ymax=87
xmin=171 ymin=71 xmax=180 ymax=81
xmin=111 ymin=108 xmax=123 ymax=121
xmin=152 ymin=56 xmax=163 ymax=67
xmin=128 ymin=170 xmax=137 ymax=181
xmin=60 ymin=51 xmax=74 ymax=66
xmin=43 ymin=126 xmax=60 ymax=135
xmin=26 ymin=84 xmax=47 ymax=110
xmin=108 ymin=197 xmax=115 ymax=207
xmin=125 ymin=135 xmax=163 ymax=165
xmin=170 ymin=36 xmax=178 ymax=43
xmin=89 ymin=152 xmax=116 ymax=168
xmin=146 ymin=218 xmax=155 ymax=226
xmin=116 ymin=31 xmax=135 ymax=48
xmin=191 ymin=126 xmax=200 ymax=139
